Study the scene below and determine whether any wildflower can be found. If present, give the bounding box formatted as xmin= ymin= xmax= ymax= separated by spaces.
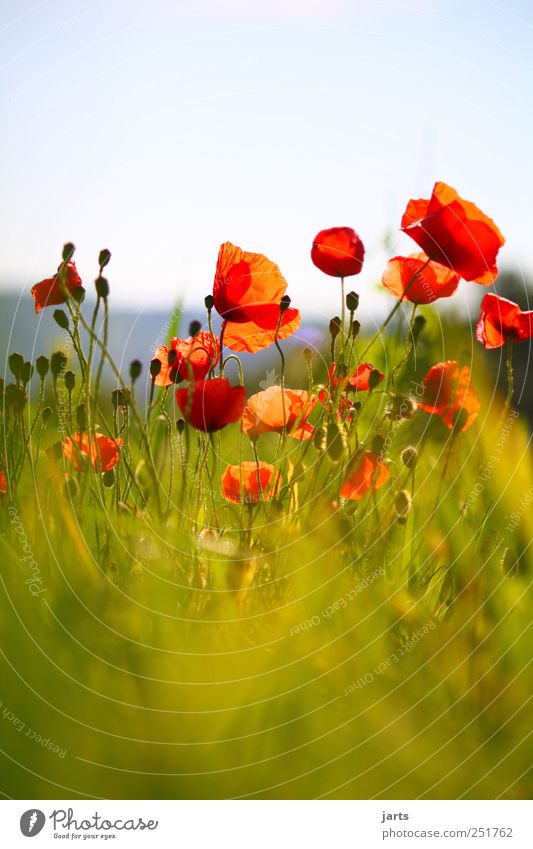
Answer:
xmin=213 ymin=242 xmax=300 ymax=353
xmin=401 ymin=182 xmax=504 ymax=284
xmin=311 ymin=227 xmax=365 ymax=277
xmin=221 ymin=461 xmax=280 ymax=504
xmin=418 ymin=360 xmax=479 ymax=431
xmin=320 ymin=362 xmax=384 ymax=403
xmin=476 ymin=293 xmax=533 ymax=349
xmin=382 ymin=253 xmax=460 ymax=304
xmin=61 ymin=432 xmax=123 ymax=472
xmin=176 ymin=377 xmax=245 ymax=432
xmin=0 ymin=466 xmax=7 ymax=494
xmin=242 ymin=386 xmax=315 ymax=441
xmin=340 ymin=451 xmax=389 ymax=500
xmin=31 ymin=261 xmax=83 ymax=313
xmin=153 ymin=332 xmax=220 ymax=385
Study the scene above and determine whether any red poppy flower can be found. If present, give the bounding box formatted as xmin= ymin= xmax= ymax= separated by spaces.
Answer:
xmin=242 ymin=386 xmax=315 ymax=441
xmin=382 ymin=253 xmax=460 ymax=304
xmin=213 ymin=242 xmax=300 ymax=353
xmin=401 ymin=182 xmax=505 ymax=285
xmin=176 ymin=377 xmax=245 ymax=432
xmin=340 ymin=451 xmax=389 ymax=501
xmin=418 ymin=361 xmax=479 ymax=431
xmin=221 ymin=461 xmax=281 ymax=504
xmin=476 ymin=293 xmax=533 ymax=349
xmin=0 ymin=466 xmax=7 ymax=494
xmin=311 ymin=227 xmax=365 ymax=278
xmin=153 ymin=332 xmax=220 ymax=386
xmin=31 ymin=261 xmax=83 ymax=314
xmin=61 ymin=432 xmax=123 ymax=472
xmin=319 ymin=362 xmax=384 ymax=402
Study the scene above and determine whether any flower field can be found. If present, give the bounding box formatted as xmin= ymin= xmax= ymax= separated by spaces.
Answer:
xmin=0 ymin=182 xmax=531 ymax=799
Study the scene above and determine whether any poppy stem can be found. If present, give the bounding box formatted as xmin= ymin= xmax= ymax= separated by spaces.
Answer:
xmin=219 ymin=321 xmax=227 ymax=376
xmin=340 ymin=276 xmax=345 ymax=340
xmin=505 ymin=340 xmax=514 ymax=415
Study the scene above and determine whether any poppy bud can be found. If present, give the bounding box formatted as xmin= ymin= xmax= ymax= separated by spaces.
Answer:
xmin=95 ymin=276 xmax=109 ymax=299
xmin=189 ymin=320 xmax=202 ymax=337
xmin=21 ymin=361 xmax=34 ymax=385
xmin=387 ymin=394 xmax=417 ymax=421
xmin=302 ymin=348 xmax=313 ymax=362
xmin=62 ymin=242 xmax=75 ymax=262
xmin=204 ymin=294 xmax=214 ymax=311
xmin=351 ymin=320 xmax=361 ymax=339
xmin=53 ymin=309 xmax=69 ymax=330
xmin=280 ymin=295 xmax=291 ymax=314
xmin=5 ymin=383 xmax=26 ymax=410
xmin=395 ymin=489 xmax=412 ymax=523
xmin=346 ymin=291 xmax=359 ymax=312
xmin=368 ymin=369 xmax=383 ymax=392
xmin=150 ymin=358 xmax=162 ymax=379
xmin=76 ymin=404 xmax=87 ymax=430
xmin=327 ymin=421 xmax=347 ymax=462
xmin=129 ymin=359 xmax=142 ymax=382
xmin=72 ymin=286 xmax=86 ymax=304
xmin=8 ymin=352 xmax=24 ymax=379
xmin=313 ymin=425 xmax=327 ymax=452
xmin=64 ymin=477 xmax=79 ymax=499
xmin=412 ymin=314 xmax=426 ymax=344
xmin=401 ymin=446 xmax=418 ymax=469
xmin=42 ymin=406 xmax=52 ymax=424
xmin=176 ymin=418 xmax=185 ymax=434
xmin=50 ymin=351 xmax=67 ymax=377
xmin=112 ymin=388 xmax=130 ymax=408
xmin=98 ymin=248 xmax=112 ymax=269
xmin=36 ymin=356 xmax=49 ymax=379
xmin=371 ymin=433 xmax=386 ymax=456
xmin=102 ymin=469 xmax=115 ymax=488
xmin=329 ymin=316 xmax=341 ymax=339
xmin=64 ymin=371 xmax=75 ymax=392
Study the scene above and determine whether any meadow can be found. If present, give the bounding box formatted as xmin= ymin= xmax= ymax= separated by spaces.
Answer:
xmin=0 ymin=182 xmax=531 ymax=800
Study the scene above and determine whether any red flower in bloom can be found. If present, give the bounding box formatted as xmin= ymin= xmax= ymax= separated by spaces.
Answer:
xmin=311 ymin=227 xmax=365 ymax=278
xmin=61 ymin=432 xmax=123 ymax=472
xmin=153 ymin=332 xmax=220 ymax=386
xmin=242 ymin=386 xmax=316 ymax=441
xmin=221 ymin=461 xmax=281 ymax=504
xmin=418 ymin=361 xmax=479 ymax=431
xmin=213 ymin=242 xmax=300 ymax=353
xmin=31 ymin=261 xmax=83 ymax=314
xmin=340 ymin=451 xmax=389 ymax=501
xmin=382 ymin=253 xmax=460 ymax=304
xmin=401 ymin=182 xmax=505 ymax=285
xmin=319 ymin=362 xmax=384 ymax=402
xmin=476 ymin=293 xmax=533 ymax=349
xmin=176 ymin=377 xmax=245 ymax=432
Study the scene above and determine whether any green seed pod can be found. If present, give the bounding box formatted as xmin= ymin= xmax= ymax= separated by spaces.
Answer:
xmin=129 ymin=359 xmax=142 ymax=381
xmin=351 ymin=319 xmax=361 ymax=339
xmin=204 ymin=294 xmax=214 ymax=311
xmin=50 ymin=351 xmax=67 ymax=377
xmin=313 ymin=424 xmax=327 ymax=452
xmin=8 ymin=352 xmax=24 ymax=378
xmin=98 ymin=248 xmax=112 ymax=269
xmin=95 ymin=276 xmax=109 ymax=299
xmin=63 ymin=477 xmax=79 ymax=499
xmin=329 ymin=316 xmax=341 ymax=339
xmin=280 ymin=295 xmax=291 ymax=313
xmin=76 ymin=404 xmax=87 ymax=430
xmin=346 ymin=290 xmax=359 ymax=312
xmin=387 ymin=394 xmax=417 ymax=421
xmin=20 ymin=361 xmax=34 ymax=385
xmin=112 ymin=388 xmax=130 ymax=408
xmin=42 ymin=406 xmax=53 ymax=424
xmin=412 ymin=314 xmax=426 ymax=344
xmin=72 ymin=286 xmax=86 ymax=304
xmin=150 ymin=358 xmax=162 ymax=379
xmin=302 ymin=348 xmax=313 ymax=362
xmin=102 ymin=469 xmax=115 ymax=488
xmin=401 ymin=445 xmax=418 ymax=469
xmin=62 ymin=242 xmax=75 ymax=262
xmin=326 ymin=421 xmax=347 ymax=462
xmin=36 ymin=355 xmax=49 ymax=379
xmin=395 ymin=489 xmax=412 ymax=522
xmin=371 ymin=433 xmax=386 ymax=456
xmin=176 ymin=418 xmax=185 ymax=434
xmin=65 ymin=370 xmax=76 ymax=392
xmin=53 ymin=309 xmax=69 ymax=330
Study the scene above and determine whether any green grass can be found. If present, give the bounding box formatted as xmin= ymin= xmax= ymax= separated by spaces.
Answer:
xmin=0 ymin=308 xmax=531 ymax=800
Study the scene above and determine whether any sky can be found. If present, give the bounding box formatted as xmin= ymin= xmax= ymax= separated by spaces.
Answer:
xmin=1 ymin=0 xmax=532 ymax=320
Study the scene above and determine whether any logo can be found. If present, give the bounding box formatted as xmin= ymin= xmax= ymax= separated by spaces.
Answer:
xmin=20 ymin=809 xmax=46 ymax=837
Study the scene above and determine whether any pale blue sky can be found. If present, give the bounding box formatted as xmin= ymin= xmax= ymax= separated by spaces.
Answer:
xmin=1 ymin=0 xmax=532 ymax=319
